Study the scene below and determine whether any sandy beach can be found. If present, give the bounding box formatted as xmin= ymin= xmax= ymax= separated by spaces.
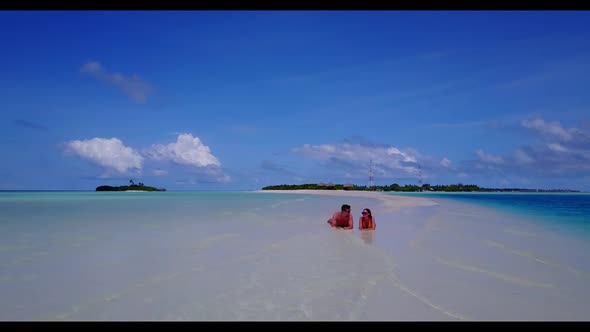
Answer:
xmin=254 ymin=189 xmax=439 ymax=211
xmin=1 ymin=191 xmax=589 ymax=320
xmin=251 ymin=189 xmax=590 ymax=320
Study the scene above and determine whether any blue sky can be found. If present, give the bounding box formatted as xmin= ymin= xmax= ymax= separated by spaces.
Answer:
xmin=1 ymin=10 xmax=590 ymax=191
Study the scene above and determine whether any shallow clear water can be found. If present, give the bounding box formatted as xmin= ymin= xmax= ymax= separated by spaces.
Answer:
xmin=1 ymin=191 xmax=589 ymax=320
xmin=386 ymin=192 xmax=590 ymax=238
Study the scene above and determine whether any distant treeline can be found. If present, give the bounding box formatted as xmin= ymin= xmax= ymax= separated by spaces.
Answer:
xmin=96 ymin=184 xmax=166 ymax=192
xmin=261 ymin=183 xmax=579 ymax=193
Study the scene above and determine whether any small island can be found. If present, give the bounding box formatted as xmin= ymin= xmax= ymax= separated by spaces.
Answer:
xmin=96 ymin=180 xmax=166 ymax=192
xmin=261 ymin=183 xmax=580 ymax=193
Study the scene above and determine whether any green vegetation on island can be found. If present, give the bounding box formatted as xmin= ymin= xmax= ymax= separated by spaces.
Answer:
xmin=261 ymin=183 xmax=579 ymax=193
xmin=96 ymin=180 xmax=166 ymax=192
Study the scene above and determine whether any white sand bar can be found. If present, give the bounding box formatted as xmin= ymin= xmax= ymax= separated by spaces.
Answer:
xmin=251 ymin=190 xmax=590 ymax=321
xmin=1 ymin=190 xmax=589 ymax=321
xmin=255 ymin=189 xmax=439 ymax=211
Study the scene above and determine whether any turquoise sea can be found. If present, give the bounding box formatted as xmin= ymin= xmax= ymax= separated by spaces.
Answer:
xmin=1 ymin=190 xmax=589 ymax=320
xmin=386 ymin=192 xmax=590 ymax=238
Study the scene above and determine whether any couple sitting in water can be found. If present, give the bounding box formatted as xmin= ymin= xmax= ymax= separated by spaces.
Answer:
xmin=327 ymin=204 xmax=376 ymax=230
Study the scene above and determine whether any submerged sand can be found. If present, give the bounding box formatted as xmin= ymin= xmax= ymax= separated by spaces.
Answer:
xmin=2 ymin=190 xmax=589 ymax=321
xmin=251 ymin=190 xmax=590 ymax=321
xmin=254 ymin=189 xmax=439 ymax=211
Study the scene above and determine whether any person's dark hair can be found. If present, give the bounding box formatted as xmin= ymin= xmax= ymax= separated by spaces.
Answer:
xmin=341 ymin=204 xmax=351 ymax=212
xmin=362 ymin=208 xmax=372 ymax=217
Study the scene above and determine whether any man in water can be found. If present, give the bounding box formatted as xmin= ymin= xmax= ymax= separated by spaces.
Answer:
xmin=327 ymin=204 xmax=353 ymax=229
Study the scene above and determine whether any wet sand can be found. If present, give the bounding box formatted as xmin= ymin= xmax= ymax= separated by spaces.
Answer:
xmin=254 ymin=189 xmax=439 ymax=211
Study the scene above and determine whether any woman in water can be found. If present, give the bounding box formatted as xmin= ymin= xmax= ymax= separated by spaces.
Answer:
xmin=359 ymin=208 xmax=376 ymax=230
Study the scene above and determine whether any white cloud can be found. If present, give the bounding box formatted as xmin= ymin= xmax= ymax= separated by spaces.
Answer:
xmin=510 ymin=118 xmax=590 ymax=174
xmin=459 ymin=118 xmax=590 ymax=181
xmin=476 ymin=149 xmax=504 ymax=165
xmin=293 ymin=144 xmax=337 ymax=161
xmin=152 ymin=169 xmax=168 ymax=176
xmin=65 ymin=137 xmax=143 ymax=175
xmin=547 ymin=143 xmax=568 ymax=153
xmin=387 ymin=147 xmax=416 ymax=162
xmin=521 ymin=118 xmax=573 ymax=141
xmin=81 ymin=61 xmax=154 ymax=103
xmin=440 ymin=158 xmax=452 ymax=168
xmin=502 ymin=72 xmax=554 ymax=89
xmin=295 ymin=143 xmax=417 ymax=165
xmin=427 ymin=120 xmax=490 ymax=129
xmin=174 ymin=172 xmax=231 ymax=185
xmin=81 ymin=61 xmax=102 ymax=73
xmin=193 ymin=165 xmax=232 ymax=184
xmin=293 ymin=142 xmax=421 ymax=179
xmin=217 ymin=174 xmax=231 ymax=183
xmin=148 ymin=133 xmax=221 ymax=168
xmin=514 ymin=149 xmax=534 ymax=164
xmin=63 ymin=133 xmax=230 ymax=183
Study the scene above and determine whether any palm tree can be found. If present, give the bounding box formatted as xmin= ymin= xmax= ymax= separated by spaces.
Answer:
xmin=129 ymin=179 xmax=134 ymax=185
